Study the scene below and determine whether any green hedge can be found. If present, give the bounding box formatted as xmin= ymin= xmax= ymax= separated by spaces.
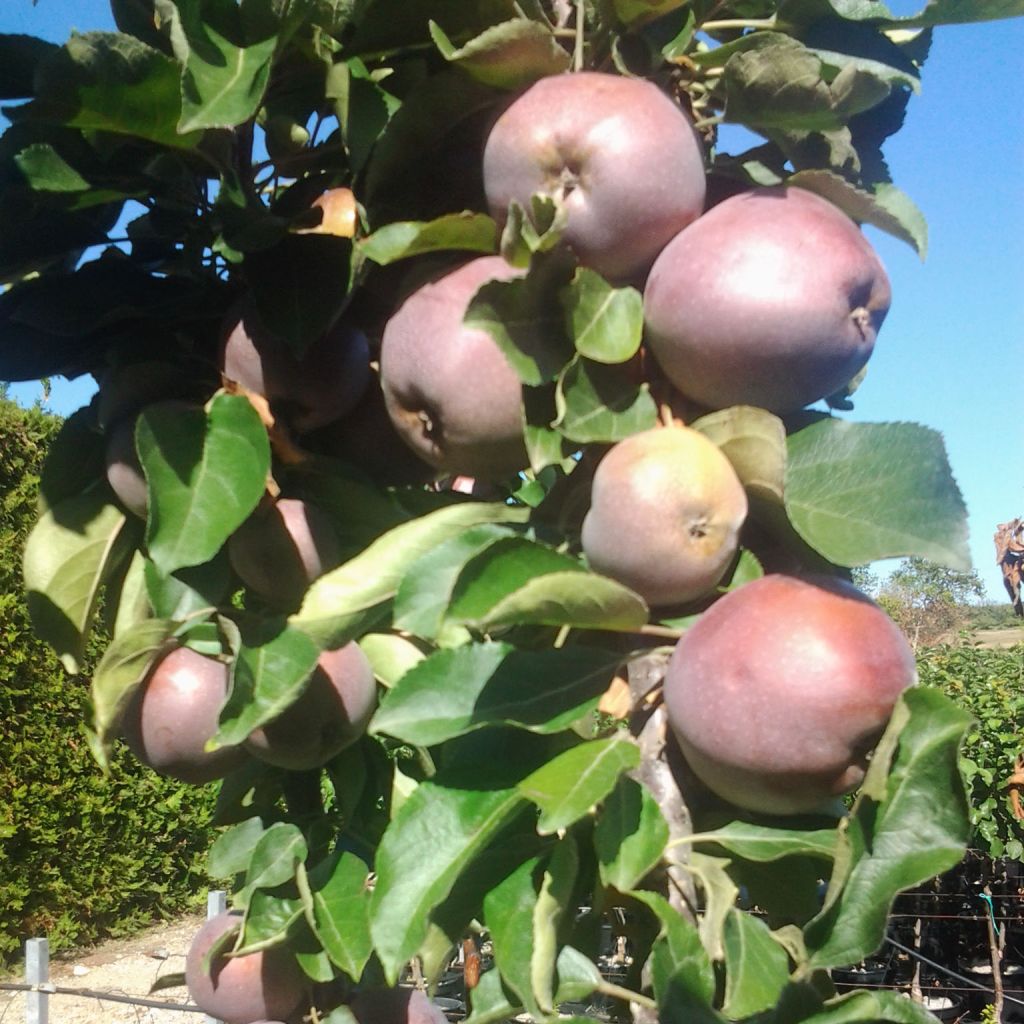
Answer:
xmin=0 ymin=398 xmax=219 ymax=968
xmin=919 ymin=639 xmax=1024 ymax=860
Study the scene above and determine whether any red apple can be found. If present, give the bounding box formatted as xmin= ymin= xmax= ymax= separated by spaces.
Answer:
xmin=663 ymin=574 xmax=917 ymax=815
xmin=228 ymin=497 xmax=341 ymax=610
xmin=245 ymin=642 xmax=377 ymax=770
xmin=185 ymin=911 xmax=306 ymax=1024
xmin=221 ymin=300 xmax=371 ymax=433
xmin=379 ymin=255 xmax=529 ymax=478
xmin=643 ymin=186 xmax=891 ymax=414
xmin=349 ymin=987 xmax=448 ymax=1024
xmin=483 ymin=71 xmax=706 ymax=282
xmin=121 ymin=646 xmax=247 ymax=784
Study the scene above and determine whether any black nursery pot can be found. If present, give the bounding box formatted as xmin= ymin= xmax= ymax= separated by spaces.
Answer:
xmin=831 ymin=960 xmax=890 ymax=990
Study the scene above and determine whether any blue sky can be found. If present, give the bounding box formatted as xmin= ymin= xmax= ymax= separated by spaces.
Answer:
xmin=3 ymin=2 xmax=1022 ymax=600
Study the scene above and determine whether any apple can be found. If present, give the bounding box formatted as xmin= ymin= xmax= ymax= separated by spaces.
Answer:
xmin=643 ymin=186 xmax=892 ymax=414
xmin=221 ymin=300 xmax=371 ymax=433
xmin=581 ymin=425 xmax=748 ymax=606
xmin=663 ymin=573 xmax=917 ymax=815
xmin=104 ymin=399 xmax=196 ymax=519
xmin=121 ymin=646 xmax=247 ymax=784
xmin=483 ymin=71 xmax=706 ymax=283
xmin=349 ymin=987 xmax=448 ymax=1024
xmin=228 ymin=497 xmax=341 ymax=610
xmin=185 ymin=910 xmax=306 ymax=1024
xmin=245 ymin=642 xmax=377 ymax=770
xmin=379 ymin=255 xmax=529 ymax=478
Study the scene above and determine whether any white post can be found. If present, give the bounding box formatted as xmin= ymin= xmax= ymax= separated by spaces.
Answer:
xmin=25 ymin=937 xmax=49 ymax=1024
xmin=205 ymin=891 xmax=227 ymax=1024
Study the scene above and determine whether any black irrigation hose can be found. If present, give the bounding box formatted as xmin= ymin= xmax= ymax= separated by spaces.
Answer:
xmin=884 ymin=935 xmax=1024 ymax=1009
xmin=0 ymin=980 xmax=206 ymax=1013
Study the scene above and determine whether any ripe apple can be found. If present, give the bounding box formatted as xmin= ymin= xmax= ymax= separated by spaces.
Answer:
xmin=221 ymin=300 xmax=371 ymax=433
xmin=121 ymin=646 xmax=247 ymax=784
xmin=379 ymin=255 xmax=529 ymax=478
xmin=581 ymin=425 xmax=748 ymax=606
xmin=104 ymin=399 xmax=196 ymax=519
xmin=349 ymin=987 xmax=448 ymax=1024
xmin=185 ymin=910 xmax=306 ymax=1024
xmin=663 ymin=574 xmax=917 ymax=815
xmin=643 ymin=186 xmax=892 ymax=414
xmin=245 ymin=642 xmax=377 ymax=770
xmin=482 ymin=71 xmax=706 ymax=282
xmin=228 ymin=497 xmax=341 ymax=610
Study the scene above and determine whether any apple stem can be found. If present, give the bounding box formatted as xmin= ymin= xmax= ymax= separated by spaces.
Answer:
xmin=596 ymin=979 xmax=657 ymax=1011
xmin=658 ymin=402 xmax=675 ymax=429
xmin=700 ymin=16 xmax=778 ymax=30
xmin=573 ymin=0 xmax=585 ymax=71
xmin=637 ymin=624 xmax=686 ymax=640
xmin=692 ymin=115 xmax=726 ymax=130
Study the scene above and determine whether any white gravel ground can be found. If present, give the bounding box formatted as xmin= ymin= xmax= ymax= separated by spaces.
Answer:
xmin=0 ymin=913 xmax=206 ymax=1024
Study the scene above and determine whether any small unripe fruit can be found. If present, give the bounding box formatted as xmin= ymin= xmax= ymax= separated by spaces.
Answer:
xmin=245 ymin=642 xmax=377 ymax=770
xmin=379 ymin=256 xmax=529 ymax=478
xmin=228 ymin=498 xmax=340 ymax=610
xmin=483 ymin=71 xmax=706 ymax=282
xmin=664 ymin=574 xmax=917 ymax=815
xmin=643 ymin=187 xmax=891 ymax=414
xmin=186 ymin=911 xmax=305 ymax=1024
xmin=122 ymin=647 xmax=247 ymax=784
xmin=582 ymin=426 xmax=748 ymax=607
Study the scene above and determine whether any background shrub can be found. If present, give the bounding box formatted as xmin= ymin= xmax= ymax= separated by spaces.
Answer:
xmin=919 ymin=640 xmax=1024 ymax=860
xmin=0 ymin=398 xmax=219 ymax=968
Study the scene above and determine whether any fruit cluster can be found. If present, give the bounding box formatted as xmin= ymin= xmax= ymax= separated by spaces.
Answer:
xmin=92 ymin=68 xmax=914 ymax=1024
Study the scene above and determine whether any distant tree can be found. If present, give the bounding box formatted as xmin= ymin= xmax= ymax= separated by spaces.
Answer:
xmin=878 ymin=557 xmax=986 ymax=648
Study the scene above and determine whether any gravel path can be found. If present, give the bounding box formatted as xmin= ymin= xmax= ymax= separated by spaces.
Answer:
xmin=0 ymin=913 xmax=207 ymax=1024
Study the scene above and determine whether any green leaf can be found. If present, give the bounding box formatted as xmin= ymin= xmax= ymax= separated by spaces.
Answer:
xmin=484 ymin=855 xmax=544 ymax=1016
xmin=214 ymin=622 xmax=321 ymax=747
xmin=301 ymin=851 xmax=373 ymax=981
xmin=688 ymin=822 xmax=836 ymax=862
xmin=144 ymin=552 xmax=232 ymax=621
xmin=357 ymin=633 xmax=425 ymax=689
xmin=612 ymin=0 xmax=688 ymax=26
xmin=429 ymin=18 xmax=570 ymax=89
xmin=23 ymin=485 xmax=136 ymax=673
xmin=138 ymin=394 xmax=271 ymax=576
xmin=23 ymin=32 xmax=202 ymax=149
xmin=109 ymin=549 xmax=152 ymax=638
xmin=788 ymin=172 xmax=928 ymax=258
xmin=208 ymin=817 xmax=267 ymax=877
xmin=629 ymin=891 xmax=717 ymax=1017
xmin=246 ymin=234 xmax=354 ymax=354
xmin=532 ymin=837 xmax=579 ymax=1013
xmin=689 ymin=852 xmax=739 ymax=961
xmin=465 ymin=256 xmax=576 ymax=386
xmin=85 ymin=618 xmax=177 ymax=770
xmin=519 ymin=737 xmax=640 ymax=835
xmin=292 ymin=502 xmax=529 ymax=649
xmin=555 ymin=357 xmax=657 ymax=444
xmin=14 ymin=144 xmax=91 ymax=193
xmin=369 ymin=776 xmax=526 ymax=980
xmin=237 ymin=822 xmax=308 ymax=908
xmin=805 ymin=688 xmax=972 ymax=968
xmin=691 ymin=406 xmax=787 ymax=506
xmin=371 ymin=642 xmax=622 ymax=746
xmin=785 ymin=418 xmax=970 ymax=569
xmin=237 ymin=890 xmax=304 ymax=953
xmin=440 ymin=537 xmax=648 ymax=632
xmin=799 ymin=987 xmax=950 ymax=1023
xmin=0 ymin=33 xmax=60 ymax=99
xmin=594 ymin=776 xmax=669 ymax=892
xmin=562 ymin=269 xmax=643 ymax=364
xmin=157 ymin=0 xmax=277 ymax=132
xmin=393 ymin=524 xmax=518 ymax=638
xmin=358 ymin=212 xmax=498 ymax=265
xmin=722 ymin=34 xmax=845 ymax=132
xmin=721 ymin=909 xmax=791 ymax=1018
